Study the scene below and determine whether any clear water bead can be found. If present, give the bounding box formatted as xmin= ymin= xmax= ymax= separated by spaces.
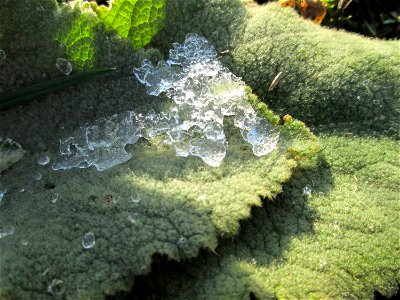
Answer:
xmin=37 ymin=155 xmax=50 ymax=166
xmin=0 ymin=50 xmax=6 ymax=59
xmin=50 ymin=192 xmax=59 ymax=203
xmin=129 ymin=212 xmax=140 ymax=224
xmin=177 ymin=236 xmax=187 ymax=246
xmin=0 ymin=189 xmax=6 ymax=202
xmin=19 ymin=187 xmax=25 ymax=193
xmin=56 ymin=58 xmax=72 ymax=75
xmin=0 ymin=226 xmax=15 ymax=239
xmin=319 ymin=259 xmax=328 ymax=270
xmin=303 ymin=185 xmax=312 ymax=195
xmin=33 ymin=171 xmax=42 ymax=181
xmin=47 ymin=279 xmax=63 ymax=294
xmin=82 ymin=232 xmax=95 ymax=249
xmin=130 ymin=191 xmax=141 ymax=203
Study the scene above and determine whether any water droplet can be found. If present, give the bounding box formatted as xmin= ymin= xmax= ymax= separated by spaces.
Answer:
xmin=20 ymin=239 xmax=28 ymax=246
xmin=357 ymin=96 xmax=361 ymax=100
xmin=251 ymin=258 xmax=257 ymax=265
xmin=319 ymin=258 xmax=328 ymax=270
xmin=373 ymin=99 xmax=380 ymax=105
xmin=82 ymin=232 xmax=95 ymax=249
xmin=56 ymin=58 xmax=72 ymax=75
xmin=177 ymin=236 xmax=187 ymax=246
xmin=303 ymin=185 xmax=312 ymax=195
xmin=50 ymin=192 xmax=59 ymax=203
xmin=0 ymin=50 xmax=6 ymax=59
xmin=0 ymin=189 xmax=6 ymax=202
xmin=33 ymin=171 xmax=43 ymax=181
xmin=129 ymin=212 xmax=140 ymax=224
xmin=37 ymin=155 xmax=50 ymax=166
xmin=47 ymin=279 xmax=63 ymax=294
xmin=130 ymin=191 xmax=141 ymax=203
xmin=333 ymin=220 xmax=340 ymax=230
xmin=19 ymin=187 xmax=25 ymax=193
xmin=0 ymin=226 xmax=15 ymax=239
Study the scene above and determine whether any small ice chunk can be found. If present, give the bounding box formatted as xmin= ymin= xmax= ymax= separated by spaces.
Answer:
xmin=167 ymin=33 xmax=217 ymax=67
xmin=240 ymin=117 xmax=279 ymax=156
xmin=134 ymin=60 xmax=179 ymax=96
xmin=56 ymin=58 xmax=72 ymax=75
xmin=53 ymin=112 xmax=142 ymax=171
xmin=0 ymin=137 xmax=25 ymax=173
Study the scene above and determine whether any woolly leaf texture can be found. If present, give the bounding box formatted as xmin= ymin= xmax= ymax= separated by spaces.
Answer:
xmin=0 ymin=0 xmax=398 ymax=299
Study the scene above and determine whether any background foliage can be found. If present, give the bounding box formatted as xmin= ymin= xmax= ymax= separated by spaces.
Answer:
xmin=255 ymin=0 xmax=400 ymax=39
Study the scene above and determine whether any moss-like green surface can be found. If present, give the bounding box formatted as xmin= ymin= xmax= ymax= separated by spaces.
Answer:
xmin=135 ymin=134 xmax=400 ymax=300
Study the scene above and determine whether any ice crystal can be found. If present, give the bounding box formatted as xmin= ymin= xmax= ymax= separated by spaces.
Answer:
xmin=53 ymin=34 xmax=278 ymax=171
xmin=134 ymin=33 xmax=279 ymax=166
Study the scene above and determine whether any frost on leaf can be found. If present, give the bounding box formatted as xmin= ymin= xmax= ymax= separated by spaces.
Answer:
xmin=52 ymin=34 xmax=279 ymax=171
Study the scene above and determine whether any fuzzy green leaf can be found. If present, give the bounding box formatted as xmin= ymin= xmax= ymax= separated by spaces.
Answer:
xmin=93 ymin=0 xmax=166 ymax=48
xmin=0 ymin=0 xmax=399 ymax=299
xmin=154 ymin=1 xmax=400 ymax=136
xmin=144 ymin=134 xmax=400 ymax=300
xmin=0 ymin=84 xmax=318 ymax=298
xmin=55 ymin=0 xmax=165 ymax=69
xmin=55 ymin=4 xmax=98 ymax=70
xmin=0 ymin=2 xmax=318 ymax=299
